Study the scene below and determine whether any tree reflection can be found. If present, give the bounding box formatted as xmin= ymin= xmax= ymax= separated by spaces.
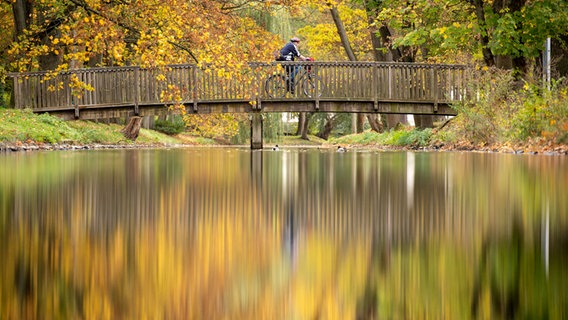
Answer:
xmin=471 ymin=218 xmax=523 ymax=319
xmin=0 ymin=149 xmax=567 ymax=318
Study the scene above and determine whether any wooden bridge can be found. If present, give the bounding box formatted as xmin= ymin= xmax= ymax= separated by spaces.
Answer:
xmin=10 ymin=62 xmax=468 ymax=118
xmin=9 ymin=62 xmax=469 ymax=148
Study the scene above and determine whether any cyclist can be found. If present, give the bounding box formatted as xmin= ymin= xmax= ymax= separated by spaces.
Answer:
xmin=279 ymin=37 xmax=309 ymax=94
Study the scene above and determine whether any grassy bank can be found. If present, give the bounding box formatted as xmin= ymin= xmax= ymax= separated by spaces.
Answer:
xmin=0 ymin=109 xmax=326 ymax=150
xmin=0 ymin=109 xmax=215 ymax=148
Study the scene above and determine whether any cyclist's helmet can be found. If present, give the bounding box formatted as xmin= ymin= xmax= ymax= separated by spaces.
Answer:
xmin=290 ymin=37 xmax=301 ymax=43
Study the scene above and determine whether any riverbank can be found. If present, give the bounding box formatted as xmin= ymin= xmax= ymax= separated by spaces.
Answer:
xmin=2 ymin=135 xmax=567 ymax=156
xmin=1 ymin=109 xmax=566 ymax=155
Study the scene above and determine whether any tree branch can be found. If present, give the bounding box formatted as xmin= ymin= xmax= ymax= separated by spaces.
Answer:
xmin=66 ymin=0 xmax=199 ymax=63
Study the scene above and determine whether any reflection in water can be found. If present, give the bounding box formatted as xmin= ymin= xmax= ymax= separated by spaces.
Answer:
xmin=0 ymin=148 xmax=567 ymax=319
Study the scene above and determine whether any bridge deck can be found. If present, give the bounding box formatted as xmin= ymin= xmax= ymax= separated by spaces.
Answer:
xmin=9 ymin=62 xmax=468 ymax=120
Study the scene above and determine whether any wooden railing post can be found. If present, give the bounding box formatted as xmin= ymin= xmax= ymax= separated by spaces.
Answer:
xmin=70 ymin=72 xmax=75 ymax=113
xmin=253 ymin=63 xmax=262 ymax=111
xmin=12 ymin=75 xmax=20 ymax=109
xmin=314 ymin=63 xmax=320 ymax=111
xmin=433 ymin=65 xmax=439 ymax=112
xmin=372 ymin=64 xmax=378 ymax=111
xmin=388 ymin=65 xmax=393 ymax=100
xmin=191 ymin=66 xmax=198 ymax=113
xmin=134 ymin=67 xmax=140 ymax=115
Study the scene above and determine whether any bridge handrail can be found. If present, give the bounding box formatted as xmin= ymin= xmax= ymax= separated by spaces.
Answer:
xmin=7 ymin=64 xmax=197 ymax=77
xmin=249 ymin=61 xmax=468 ymax=68
xmin=8 ymin=61 xmax=469 ymax=77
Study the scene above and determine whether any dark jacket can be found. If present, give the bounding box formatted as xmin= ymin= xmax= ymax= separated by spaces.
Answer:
xmin=280 ymin=42 xmax=301 ymax=61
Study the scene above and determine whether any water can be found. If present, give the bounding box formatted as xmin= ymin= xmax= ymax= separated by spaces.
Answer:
xmin=1 ymin=148 xmax=567 ymax=319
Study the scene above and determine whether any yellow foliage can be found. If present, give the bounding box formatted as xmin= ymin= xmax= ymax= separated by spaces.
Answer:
xmin=5 ymin=0 xmax=282 ymax=72
xmin=297 ymin=3 xmax=373 ymax=61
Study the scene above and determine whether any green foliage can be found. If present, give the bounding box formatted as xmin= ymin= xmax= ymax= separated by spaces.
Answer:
xmin=263 ymin=113 xmax=284 ymax=143
xmin=376 ymin=0 xmax=568 ymax=65
xmin=508 ymin=79 xmax=568 ymax=142
xmin=447 ymin=68 xmax=568 ymax=144
xmin=277 ymin=134 xmax=326 ymax=146
xmin=382 ymin=128 xmax=433 ymax=146
xmin=0 ymin=109 xmax=71 ymax=143
xmin=155 ymin=115 xmax=186 ymax=135
xmin=377 ymin=0 xmax=478 ymax=63
xmin=231 ymin=119 xmax=250 ymax=145
xmin=67 ymin=124 xmax=126 ymax=143
xmin=330 ymin=128 xmax=433 ymax=147
xmin=486 ymin=0 xmax=568 ymax=59
xmin=450 ymin=68 xmax=515 ymax=143
xmin=330 ymin=114 xmax=353 ymax=137
xmin=431 ymin=128 xmax=458 ymax=144
xmin=330 ymin=131 xmax=378 ymax=145
xmin=401 ymin=128 xmax=433 ymax=146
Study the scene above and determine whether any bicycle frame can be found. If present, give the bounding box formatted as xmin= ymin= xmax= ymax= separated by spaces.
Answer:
xmin=264 ymin=63 xmax=323 ymax=98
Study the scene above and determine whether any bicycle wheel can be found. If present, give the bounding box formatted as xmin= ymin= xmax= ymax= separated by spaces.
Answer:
xmin=302 ymin=75 xmax=325 ymax=98
xmin=264 ymin=74 xmax=287 ymax=98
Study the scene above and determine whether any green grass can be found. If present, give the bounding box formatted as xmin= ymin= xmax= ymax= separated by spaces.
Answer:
xmin=0 ymin=109 xmax=182 ymax=146
xmin=269 ymin=135 xmax=327 ymax=146
xmin=330 ymin=128 xmax=434 ymax=147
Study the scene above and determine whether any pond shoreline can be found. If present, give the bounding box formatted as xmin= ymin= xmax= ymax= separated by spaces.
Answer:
xmin=2 ymin=140 xmax=567 ymax=156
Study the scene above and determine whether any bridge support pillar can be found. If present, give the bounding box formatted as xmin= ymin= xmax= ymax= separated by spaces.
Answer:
xmin=250 ymin=113 xmax=263 ymax=150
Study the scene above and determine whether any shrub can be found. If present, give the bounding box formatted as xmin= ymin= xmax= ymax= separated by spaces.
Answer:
xmin=155 ymin=115 xmax=185 ymax=135
xmin=508 ymin=79 xmax=568 ymax=142
xmin=448 ymin=67 xmax=568 ymax=145
xmin=450 ymin=67 xmax=515 ymax=144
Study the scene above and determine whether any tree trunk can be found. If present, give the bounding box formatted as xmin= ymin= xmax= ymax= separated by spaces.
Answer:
xmin=376 ymin=15 xmax=436 ymax=128
xmin=12 ymin=0 xmax=62 ymax=70
xmin=469 ymin=0 xmax=495 ymax=67
xmin=121 ymin=116 xmax=143 ymax=140
xmin=377 ymin=25 xmax=414 ymax=62
xmin=329 ymin=6 xmax=358 ymax=61
xmin=363 ymin=0 xmax=388 ymax=61
xmin=300 ymin=113 xmax=312 ymax=140
xmin=356 ymin=114 xmax=365 ymax=133
xmin=385 ymin=114 xmax=408 ymax=129
xmin=366 ymin=114 xmax=383 ymax=132
xmin=11 ymin=0 xmax=32 ymax=38
xmin=554 ymin=35 xmax=568 ymax=78
xmin=38 ymin=35 xmax=59 ymax=70
xmin=366 ymin=18 xmax=411 ymax=128
xmin=296 ymin=112 xmax=306 ymax=136
xmin=330 ymin=4 xmax=363 ymax=134
xmin=414 ymin=115 xmax=433 ymax=129
xmin=330 ymin=4 xmax=384 ymax=133
xmin=317 ymin=114 xmax=337 ymax=140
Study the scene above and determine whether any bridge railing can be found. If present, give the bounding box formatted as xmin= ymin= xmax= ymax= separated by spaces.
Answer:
xmin=252 ymin=61 xmax=468 ymax=102
xmin=9 ymin=62 xmax=469 ymax=112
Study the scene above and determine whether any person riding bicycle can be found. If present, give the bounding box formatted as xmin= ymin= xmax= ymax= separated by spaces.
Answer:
xmin=278 ymin=37 xmax=308 ymax=94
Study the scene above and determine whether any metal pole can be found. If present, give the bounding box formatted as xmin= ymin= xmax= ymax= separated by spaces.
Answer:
xmin=543 ymin=38 xmax=551 ymax=90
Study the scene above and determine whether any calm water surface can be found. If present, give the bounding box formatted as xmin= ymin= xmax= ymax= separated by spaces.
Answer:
xmin=1 ymin=148 xmax=567 ymax=319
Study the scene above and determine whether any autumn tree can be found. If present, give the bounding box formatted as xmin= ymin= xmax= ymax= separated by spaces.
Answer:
xmin=2 ymin=0 xmax=295 ymax=139
xmin=373 ymin=0 xmax=568 ymax=77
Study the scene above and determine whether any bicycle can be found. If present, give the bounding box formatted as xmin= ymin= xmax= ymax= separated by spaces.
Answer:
xmin=264 ymin=58 xmax=325 ymax=98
